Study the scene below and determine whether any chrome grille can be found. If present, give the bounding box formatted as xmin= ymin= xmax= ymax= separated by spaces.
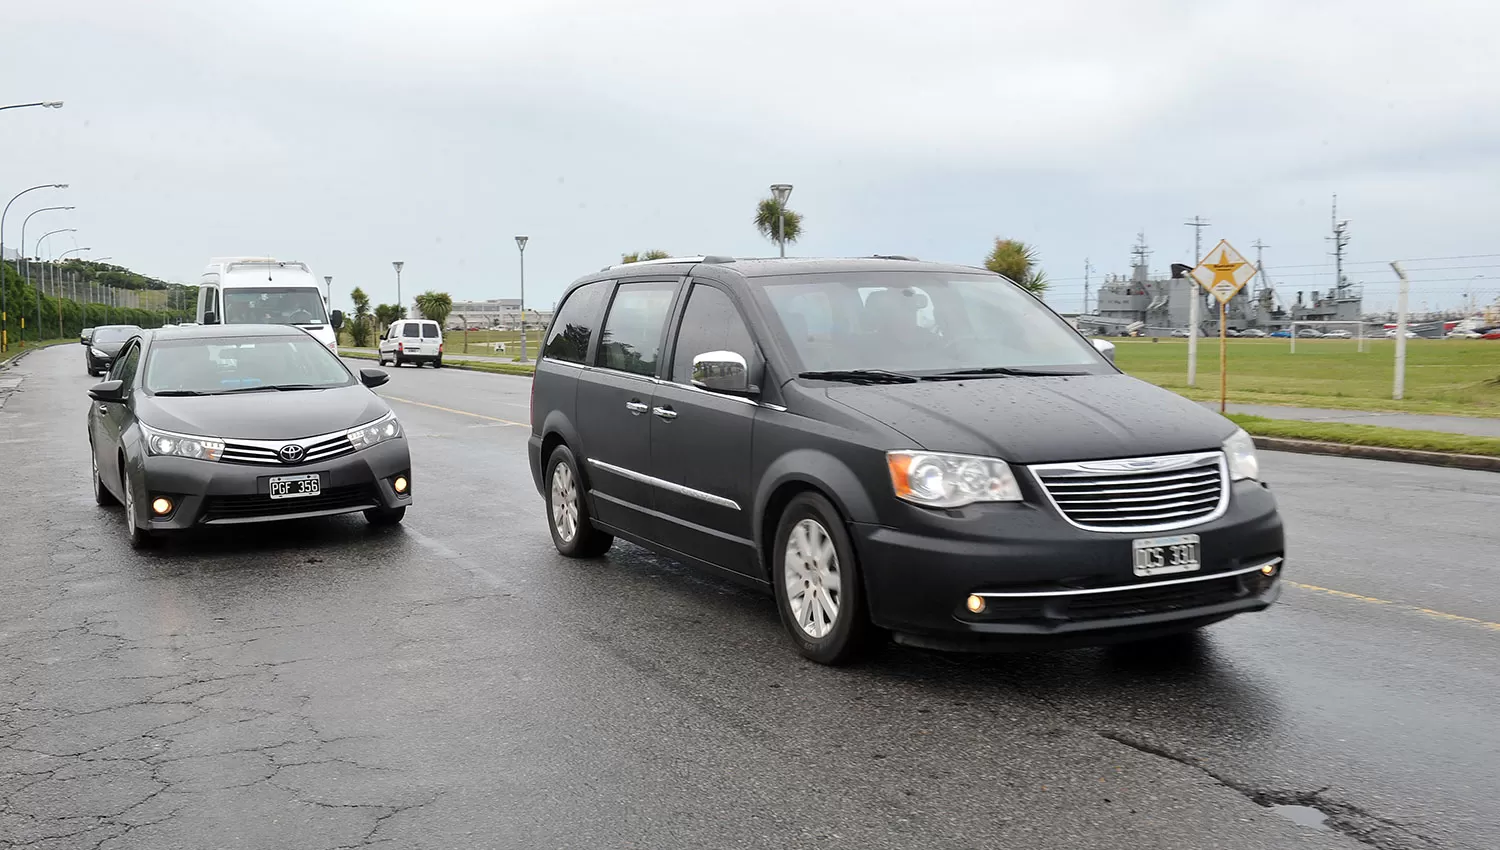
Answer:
xmin=1029 ymin=451 xmax=1227 ymax=532
xmin=220 ymin=431 xmax=357 ymax=466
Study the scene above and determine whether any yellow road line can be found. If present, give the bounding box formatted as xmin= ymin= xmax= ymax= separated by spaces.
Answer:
xmin=1286 ymin=581 xmax=1500 ymax=632
xmin=384 ymin=395 xmax=527 ymax=428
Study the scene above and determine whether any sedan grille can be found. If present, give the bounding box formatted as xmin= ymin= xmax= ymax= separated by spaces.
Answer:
xmin=201 ymin=484 xmax=379 ymax=523
xmin=221 ymin=431 xmax=357 ymax=466
xmin=1029 ymin=451 xmax=1227 ymax=532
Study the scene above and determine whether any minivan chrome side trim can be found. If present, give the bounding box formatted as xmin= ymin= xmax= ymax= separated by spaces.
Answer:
xmin=586 ymin=458 xmax=741 ymax=511
xmin=972 ymin=558 xmax=1282 ymax=599
xmin=539 ymin=357 xmax=788 ymax=411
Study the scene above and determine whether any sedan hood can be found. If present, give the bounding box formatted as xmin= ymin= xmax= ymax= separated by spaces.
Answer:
xmin=137 ymin=384 xmax=389 ymax=440
xmin=826 ymin=374 xmax=1235 ymax=464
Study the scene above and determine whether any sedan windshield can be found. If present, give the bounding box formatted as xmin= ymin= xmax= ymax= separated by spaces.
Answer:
xmin=754 ymin=272 xmax=1107 ymax=375
xmin=143 ymin=336 xmax=353 ymax=394
xmin=222 ymin=287 xmax=329 ymax=325
xmin=92 ymin=326 xmax=142 ymax=344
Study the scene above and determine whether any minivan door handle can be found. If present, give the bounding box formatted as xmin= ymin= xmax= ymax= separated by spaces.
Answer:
xmin=625 ymin=400 xmax=649 ymax=415
xmin=652 ymin=406 xmax=677 ymax=421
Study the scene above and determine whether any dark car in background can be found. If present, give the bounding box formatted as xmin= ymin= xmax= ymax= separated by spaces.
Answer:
xmin=527 ymin=256 xmax=1284 ymax=664
xmin=80 ymin=327 xmax=95 ymax=345
xmin=85 ymin=325 xmax=143 ymax=376
xmin=87 ymin=324 xmax=412 ymax=548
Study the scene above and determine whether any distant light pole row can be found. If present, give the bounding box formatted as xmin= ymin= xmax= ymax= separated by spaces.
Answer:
xmin=0 ymin=101 xmax=63 ymax=112
xmin=2 ymin=183 xmax=69 ymax=352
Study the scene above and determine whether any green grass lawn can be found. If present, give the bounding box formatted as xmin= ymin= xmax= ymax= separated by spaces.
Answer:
xmin=339 ymin=328 xmax=539 ymax=360
xmin=1227 ymin=413 xmax=1500 ymax=458
xmin=1112 ymin=338 xmax=1500 ymax=417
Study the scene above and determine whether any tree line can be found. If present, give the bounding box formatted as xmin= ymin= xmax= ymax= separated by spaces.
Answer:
xmin=343 ymin=287 xmax=453 ymax=346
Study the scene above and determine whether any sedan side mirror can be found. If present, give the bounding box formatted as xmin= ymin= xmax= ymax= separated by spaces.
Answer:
xmin=331 ymin=309 xmax=344 ymax=331
xmin=692 ymin=350 xmax=756 ymax=395
xmin=89 ymin=380 xmax=126 ymax=403
xmin=359 ymin=368 xmax=389 ymax=389
xmin=1091 ymin=338 xmax=1116 ymax=364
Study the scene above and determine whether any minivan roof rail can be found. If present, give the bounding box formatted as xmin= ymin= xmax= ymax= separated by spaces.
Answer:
xmin=870 ymin=254 xmax=920 ymax=261
xmin=603 ymin=255 xmax=736 ymax=271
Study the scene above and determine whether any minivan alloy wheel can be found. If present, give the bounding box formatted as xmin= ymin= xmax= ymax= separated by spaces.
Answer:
xmin=551 ymin=461 xmax=579 ymax=544
xmin=784 ymin=518 xmax=842 ymax=639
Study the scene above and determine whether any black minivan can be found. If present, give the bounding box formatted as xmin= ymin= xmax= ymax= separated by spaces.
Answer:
xmin=528 ymin=257 xmax=1283 ymax=664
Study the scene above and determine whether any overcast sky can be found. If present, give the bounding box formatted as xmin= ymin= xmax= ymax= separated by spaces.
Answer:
xmin=4 ymin=0 xmax=1497 ymax=315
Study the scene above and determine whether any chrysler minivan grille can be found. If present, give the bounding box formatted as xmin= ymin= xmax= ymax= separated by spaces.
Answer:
xmin=1029 ymin=451 xmax=1228 ymax=532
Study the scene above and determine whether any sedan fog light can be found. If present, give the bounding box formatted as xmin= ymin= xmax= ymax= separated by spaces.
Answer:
xmin=393 ymin=475 xmax=408 ymax=494
xmin=966 ymin=594 xmax=987 ymax=614
xmin=151 ymin=497 xmax=173 ymax=516
xmin=1260 ymin=562 xmax=1278 ymax=576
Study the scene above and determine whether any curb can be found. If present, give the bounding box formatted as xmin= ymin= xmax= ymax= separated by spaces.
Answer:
xmin=1252 ymin=436 xmax=1500 ymax=473
xmin=339 ymin=351 xmax=535 ymax=378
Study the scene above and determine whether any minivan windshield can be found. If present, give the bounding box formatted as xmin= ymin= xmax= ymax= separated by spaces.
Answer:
xmin=222 ymin=287 xmax=329 ymax=326
xmin=755 ymin=271 xmax=1107 ymax=375
xmin=144 ymin=335 xmax=353 ymax=394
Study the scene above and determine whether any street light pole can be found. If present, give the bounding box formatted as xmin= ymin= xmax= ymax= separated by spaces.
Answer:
xmin=55 ymin=247 xmax=89 ymax=332
xmin=21 ymin=206 xmax=73 ymax=286
xmin=34 ymin=229 xmax=75 ymax=343
xmin=392 ymin=262 xmax=404 ymax=318
xmin=515 ymin=236 xmax=529 ymax=362
xmin=2 ymin=183 xmax=68 ymax=352
xmin=0 ymin=101 xmax=63 ymax=113
xmin=770 ymin=184 xmax=793 ymax=258
xmin=323 ymin=275 xmax=333 ymax=322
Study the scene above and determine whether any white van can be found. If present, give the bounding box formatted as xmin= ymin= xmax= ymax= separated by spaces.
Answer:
xmin=378 ymin=319 xmax=444 ymax=368
xmin=196 ymin=257 xmax=342 ymax=352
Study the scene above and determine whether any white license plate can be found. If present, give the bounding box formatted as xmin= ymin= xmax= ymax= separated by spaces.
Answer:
xmin=1132 ymin=534 xmax=1201 ymax=577
xmin=269 ymin=474 xmax=321 ymax=500
xmin=405 ymin=346 xmax=421 ymax=352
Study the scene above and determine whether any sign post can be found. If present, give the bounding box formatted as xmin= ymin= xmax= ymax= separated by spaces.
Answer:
xmin=1189 ymin=240 xmax=1258 ymax=414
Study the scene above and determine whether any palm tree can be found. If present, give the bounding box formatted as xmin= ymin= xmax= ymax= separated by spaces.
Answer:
xmin=754 ymin=198 xmax=803 ymax=254
xmin=374 ymin=303 xmax=405 ymax=335
xmin=620 ymin=250 xmax=671 ymax=263
xmin=414 ymin=290 xmax=453 ymax=328
xmin=984 ymin=239 xmax=1049 ymax=296
xmin=348 ymin=287 xmax=374 ymax=346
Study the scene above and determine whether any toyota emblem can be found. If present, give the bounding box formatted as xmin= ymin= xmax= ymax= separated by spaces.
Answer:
xmin=278 ymin=444 xmax=306 ymax=464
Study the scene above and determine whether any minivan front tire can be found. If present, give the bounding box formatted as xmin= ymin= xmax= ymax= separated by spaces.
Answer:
xmin=773 ymin=492 xmax=875 ymax=665
xmin=546 ymin=446 xmax=613 ymax=558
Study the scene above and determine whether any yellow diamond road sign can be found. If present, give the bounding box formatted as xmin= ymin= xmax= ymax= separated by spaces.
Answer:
xmin=1190 ymin=240 xmax=1258 ymax=304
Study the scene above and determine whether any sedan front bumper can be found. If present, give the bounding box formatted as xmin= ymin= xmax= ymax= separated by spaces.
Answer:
xmin=134 ymin=438 xmax=412 ymax=530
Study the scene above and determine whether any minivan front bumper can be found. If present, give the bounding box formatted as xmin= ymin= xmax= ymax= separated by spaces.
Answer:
xmin=852 ymin=480 xmax=1284 ymax=649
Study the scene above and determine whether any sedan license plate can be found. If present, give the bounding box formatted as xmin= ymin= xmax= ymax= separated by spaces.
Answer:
xmin=269 ymin=474 xmax=321 ymax=500
xmin=1132 ymin=534 xmax=1200 ymax=577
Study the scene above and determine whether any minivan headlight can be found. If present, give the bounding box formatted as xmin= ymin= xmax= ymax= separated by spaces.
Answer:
xmin=1223 ymin=428 xmax=1259 ymax=481
xmin=348 ymin=413 xmax=402 ymax=450
xmin=887 ymin=450 xmax=1022 ymax=508
xmin=141 ymin=424 xmax=224 ymax=462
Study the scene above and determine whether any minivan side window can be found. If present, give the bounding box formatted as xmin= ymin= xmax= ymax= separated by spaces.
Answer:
xmin=543 ymin=281 xmax=609 ymax=364
xmin=671 ymin=285 xmax=756 ymax=384
xmin=421 ymin=323 xmax=439 ymax=339
xmin=596 ymin=282 xmax=677 ymax=377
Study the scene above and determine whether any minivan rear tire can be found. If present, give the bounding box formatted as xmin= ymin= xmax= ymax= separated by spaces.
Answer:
xmin=772 ymin=492 xmax=875 ymax=665
xmin=546 ymin=446 xmax=613 ymax=558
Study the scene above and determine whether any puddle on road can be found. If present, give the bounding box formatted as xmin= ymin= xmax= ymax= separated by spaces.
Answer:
xmin=1269 ymin=804 xmax=1332 ymax=832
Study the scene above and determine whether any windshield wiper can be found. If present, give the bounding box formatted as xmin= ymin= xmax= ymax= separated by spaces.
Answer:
xmin=926 ymin=366 xmax=1090 ymax=379
xmin=151 ymin=389 xmax=212 ymax=396
xmin=218 ymin=383 xmax=327 ymax=394
xmin=798 ymin=369 xmax=920 ymax=385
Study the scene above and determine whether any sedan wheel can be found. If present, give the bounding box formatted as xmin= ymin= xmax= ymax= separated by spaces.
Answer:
xmin=92 ymin=448 xmax=115 ymax=506
xmin=122 ymin=470 xmax=155 ymax=550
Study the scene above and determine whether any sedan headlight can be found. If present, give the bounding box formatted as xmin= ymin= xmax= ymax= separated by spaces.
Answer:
xmin=141 ymin=424 xmax=224 ymax=462
xmin=348 ymin=413 xmax=403 ymax=450
xmin=90 ymin=347 xmax=107 ymax=358
xmin=887 ymin=450 xmax=1022 ymax=508
xmin=1223 ymin=428 xmax=1260 ymax=481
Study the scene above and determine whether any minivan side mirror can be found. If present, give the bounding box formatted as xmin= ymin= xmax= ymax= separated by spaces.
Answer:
xmin=692 ymin=350 xmax=756 ymax=395
xmin=330 ymin=309 xmax=344 ymax=331
xmin=359 ymin=368 xmax=389 ymax=389
xmin=1091 ymin=338 xmax=1116 ymax=364
xmin=89 ymin=380 xmax=126 ymax=403
xmin=203 ymin=310 xmax=218 ymax=325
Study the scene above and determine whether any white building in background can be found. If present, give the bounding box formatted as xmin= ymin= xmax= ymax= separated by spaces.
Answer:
xmin=429 ymin=298 xmax=552 ymax=330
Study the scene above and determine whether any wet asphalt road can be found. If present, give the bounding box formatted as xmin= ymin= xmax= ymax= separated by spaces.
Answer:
xmin=1 ymin=345 xmax=1497 ymax=850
